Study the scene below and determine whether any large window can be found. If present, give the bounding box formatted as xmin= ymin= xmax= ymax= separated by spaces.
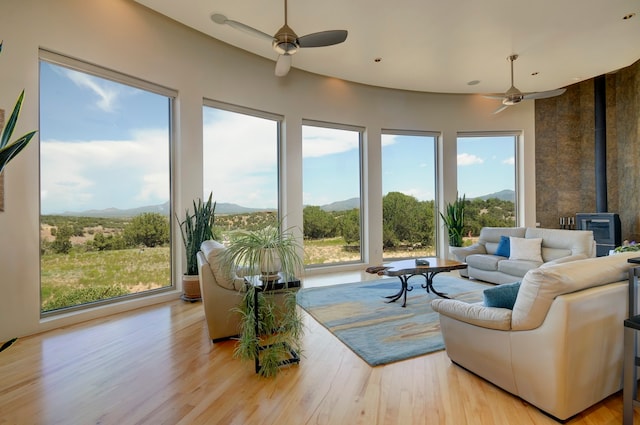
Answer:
xmin=202 ymin=102 xmax=280 ymax=238
xmin=381 ymin=132 xmax=437 ymax=260
xmin=457 ymin=134 xmax=518 ymax=242
xmin=302 ymin=122 xmax=363 ymax=266
xmin=39 ymin=52 xmax=174 ymax=314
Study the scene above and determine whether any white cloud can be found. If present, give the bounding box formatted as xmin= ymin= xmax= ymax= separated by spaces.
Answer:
xmin=502 ymin=156 xmax=515 ymax=165
xmin=381 ymin=135 xmax=398 ymax=148
xmin=457 ymin=152 xmax=484 ymax=166
xmin=41 ymin=129 xmax=169 ymax=213
xmin=302 ymin=126 xmax=360 ymax=158
xmin=62 ymin=68 xmax=120 ymax=113
xmin=393 ymin=188 xmax=434 ymax=200
xmin=202 ymin=111 xmax=278 ymax=208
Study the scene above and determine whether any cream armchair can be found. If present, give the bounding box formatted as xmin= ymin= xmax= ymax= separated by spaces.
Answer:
xmin=196 ymin=240 xmax=247 ymax=342
xmin=196 ymin=239 xmax=301 ymax=342
xmin=431 ymin=251 xmax=639 ymax=421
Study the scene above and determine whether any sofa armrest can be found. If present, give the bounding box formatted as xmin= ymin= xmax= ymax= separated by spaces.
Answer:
xmin=450 ymin=244 xmax=486 ymax=262
xmin=431 ymin=299 xmax=512 ymax=330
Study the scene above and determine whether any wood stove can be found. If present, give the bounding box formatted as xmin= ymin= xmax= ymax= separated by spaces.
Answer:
xmin=576 ymin=212 xmax=621 ymax=257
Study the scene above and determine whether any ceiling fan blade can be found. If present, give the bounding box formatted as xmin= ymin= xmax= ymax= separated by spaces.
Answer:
xmin=522 ymin=88 xmax=567 ymax=100
xmin=275 ymin=54 xmax=292 ymax=77
xmin=483 ymin=94 xmax=506 ymax=100
xmin=211 ymin=13 xmax=275 ymax=42
xmin=297 ymin=30 xmax=348 ymax=48
xmin=492 ymin=104 xmax=510 ymax=114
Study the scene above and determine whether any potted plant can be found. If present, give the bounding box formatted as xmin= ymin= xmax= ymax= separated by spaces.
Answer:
xmin=440 ymin=193 xmax=466 ymax=248
xmin=176 ymin=192 xmax=216 ymax=301
xmin=223 ymin=223 xmax=304 ymax=377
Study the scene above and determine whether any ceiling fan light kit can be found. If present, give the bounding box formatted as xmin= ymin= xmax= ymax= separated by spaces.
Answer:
xmin=273 ymin=24 xmax=299 ymax=54
xmin=211 ymin=0 xmax=347 ymax=77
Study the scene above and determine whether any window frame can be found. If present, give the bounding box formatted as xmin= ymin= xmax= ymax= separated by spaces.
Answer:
xmin=455 ymin=130 xmax=521 ymax=229
xmin=381 ymin=129 xmax=439 ymax=261
xmin=38 ymin=50 xmax=177 ymax=317
xmin=302 ymin=119 xmax=365 ymax=267
xmin=202 ymin=98 xmax=284 ymax=222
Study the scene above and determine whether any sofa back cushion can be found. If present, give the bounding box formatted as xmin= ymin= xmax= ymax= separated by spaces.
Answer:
xmin=524 ymin=227 xmax=595 ymax=261
xmin=479 ymin=227 xmax=526 ymax=255
xmin=511 ymin=251 xmax=639 ymax=330
xmin=200 ymin=240 xmax=244 ymax=291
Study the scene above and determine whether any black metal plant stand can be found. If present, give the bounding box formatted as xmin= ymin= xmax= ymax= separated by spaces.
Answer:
xmin=246 ymin=275 xmax=301 ymax=374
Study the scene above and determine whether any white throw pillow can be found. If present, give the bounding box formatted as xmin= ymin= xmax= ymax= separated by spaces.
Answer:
xmin=509 ymin=237 xmax=543 ymax=262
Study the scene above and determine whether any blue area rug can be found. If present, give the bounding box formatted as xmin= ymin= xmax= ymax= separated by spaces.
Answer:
xmin=296 ymin=275 xmax=487 ymax=366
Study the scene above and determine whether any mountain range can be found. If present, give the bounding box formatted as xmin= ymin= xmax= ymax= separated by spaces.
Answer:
xmin=54 ymin=190 xmax=514 ymax=218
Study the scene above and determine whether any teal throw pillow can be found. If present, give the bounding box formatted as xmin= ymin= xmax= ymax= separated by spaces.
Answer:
xmin=483 ymin=281 xmax=521 ymax=309
xmin=494 ymin=235 xmax=510 ymax=257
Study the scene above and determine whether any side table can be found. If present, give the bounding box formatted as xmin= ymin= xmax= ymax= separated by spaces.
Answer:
xmin=244 ymin=274 xmax=301 ymax=374
xmin=624 ymin=260 xmax=640 ymax=424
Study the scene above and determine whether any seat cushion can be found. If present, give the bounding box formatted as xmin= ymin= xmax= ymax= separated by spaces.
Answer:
xmin=498 ymin=259 xmax=540 ymax=277
xmin=466 ymin=254 xmax=501 ymax=272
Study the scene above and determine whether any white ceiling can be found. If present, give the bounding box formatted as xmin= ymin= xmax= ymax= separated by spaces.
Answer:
xmin=135 ymin=0 xmax=640 ymax=95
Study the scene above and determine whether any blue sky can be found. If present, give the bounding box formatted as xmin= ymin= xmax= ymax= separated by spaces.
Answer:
xmin=457 ymin=136 xmax=515 ymax=198
xmin=41 ymin=61 xmax=514 ymax=214
xmin=40 ymin=62 xmax=170 ymax=215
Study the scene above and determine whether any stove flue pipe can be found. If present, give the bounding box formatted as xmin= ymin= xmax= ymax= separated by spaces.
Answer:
xmin=594 ymin=75 xmax=607 ymax=213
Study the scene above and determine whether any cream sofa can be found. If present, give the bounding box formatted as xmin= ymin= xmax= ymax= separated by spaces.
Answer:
xmin=450 ymin=227 xmax=596 ymax=284
xmin=196 ymin=240 xmax=299 ymax=342
xmin=431 ymin=251 xmax=640 ymax=421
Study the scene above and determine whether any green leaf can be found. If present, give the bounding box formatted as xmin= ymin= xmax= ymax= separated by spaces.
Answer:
xmin=176 ymin=192 xmax=216 ymax=275
xmin=0 ymin=130 xmax=36 ymax=174
xmin=1 ymin=90 xmax=26 ymax=149
xmin=0 ymin=337 xmax=17 ymax=353
xmin=439 ymin=193 xmax=466 ymax=247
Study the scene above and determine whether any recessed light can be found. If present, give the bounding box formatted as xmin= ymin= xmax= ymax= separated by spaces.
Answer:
xmin=374 ymin=57 xmax=382 ymax=63
xmin=623 ymin=13 xmax=635 ymax=20
xmin=467 ymin=80 xmax=480 ymax=86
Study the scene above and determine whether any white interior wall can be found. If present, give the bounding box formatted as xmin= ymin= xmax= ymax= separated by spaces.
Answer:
xmin=0 ymin=0 xmax=535 ymax=340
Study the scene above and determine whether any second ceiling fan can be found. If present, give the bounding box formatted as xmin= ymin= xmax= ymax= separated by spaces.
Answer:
xmin=485 ymin=54 xmax=567 ymax=114
xmin=211 ymin=0 xmax=348 ymax=77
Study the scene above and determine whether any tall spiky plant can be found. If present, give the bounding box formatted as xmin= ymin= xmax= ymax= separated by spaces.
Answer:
xmin=0 ymin=42 xmax=37 ymax=174
xmin=176 ymin=192 xmax=216 ymax=275
xmin=440 ymin=193 xmax=466 ymax=247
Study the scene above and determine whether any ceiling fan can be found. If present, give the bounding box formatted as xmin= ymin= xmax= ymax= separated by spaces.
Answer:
xmin=485 ymin=54 xmax=567 ymax=114
xmin=211 ymin=0 xmax=348 ymax=77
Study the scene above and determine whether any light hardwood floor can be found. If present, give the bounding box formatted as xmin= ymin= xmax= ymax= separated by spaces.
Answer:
xmin=0 ymin=271 xmax=637 ymax=425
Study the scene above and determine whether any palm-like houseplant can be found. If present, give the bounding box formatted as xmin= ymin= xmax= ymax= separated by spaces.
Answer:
xmin=440 ymin=193 xmax=466 ymax=247
xmin=0 ymin=42 xmax=37 ymax=175
xmin=1 ymin=41 xmax=37 ymax=352
xmin=223 ymin=223 xmax=304 ymax=377
xmin=176 ymin=192 xmax=216 ymax=301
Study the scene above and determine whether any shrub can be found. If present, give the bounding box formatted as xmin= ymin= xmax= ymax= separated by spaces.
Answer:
xmin=42 ymin=284 xmax=130 ymax=311
xmin=51 ymin=225 xmax=73 ymax=254
xmin=124 ymin=212 xmax=169 ymax=248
